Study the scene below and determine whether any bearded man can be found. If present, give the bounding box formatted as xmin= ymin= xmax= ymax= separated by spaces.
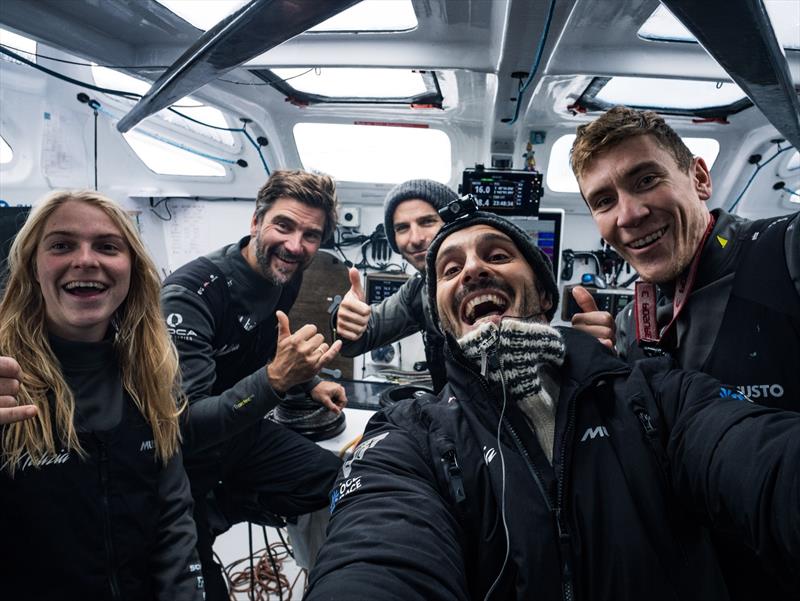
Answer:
xmin=161 ymin=170 xmax=346 ymax=600
xmin=306 ymin=206 xmax=800 ymax=601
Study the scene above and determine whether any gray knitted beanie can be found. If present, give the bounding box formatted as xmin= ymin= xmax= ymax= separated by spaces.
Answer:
xmin=425 ymin=210 xmax=560 ymax=323
xmin=383 ymin=179 xmax=458 ymax=252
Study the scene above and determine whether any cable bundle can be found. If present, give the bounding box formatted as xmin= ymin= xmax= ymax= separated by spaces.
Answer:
xmin=217 ymin=526 xmax=307 ymax=600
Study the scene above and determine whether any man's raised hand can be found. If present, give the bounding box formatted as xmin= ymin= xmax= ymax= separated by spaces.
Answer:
xmin=570 ymin=286 xmax=616 ymax=350
xmin=336 ymin=267 xmax=371 ymax=341
xmin=267 ymin=311 xmax=343 ymax=394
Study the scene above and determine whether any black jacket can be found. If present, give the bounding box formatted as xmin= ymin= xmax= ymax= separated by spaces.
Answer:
xmin=615 ymin=209 xmax=800 ymax=598
xmin=617 ymin=209 xmax=800 ymax=411
xmin=307 ymin=328 xmax=800 ymax=600
xmin=0 ymin=337 xmax=202 ymax=601
xmin=161 ymin=237 xmax=307 ymax=460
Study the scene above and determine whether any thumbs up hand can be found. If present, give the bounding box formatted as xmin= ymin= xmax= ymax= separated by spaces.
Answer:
xmin=570 ymin=286 xmax=616 ymax=350
xmin=336 ymin=268 xmax=372 ymax=341
xmin=267 ymin=311 xmax=343 ymax=394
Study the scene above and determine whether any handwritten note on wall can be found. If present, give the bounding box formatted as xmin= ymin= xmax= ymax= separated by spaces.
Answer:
xmin=165 ymin=199 xmax=253 ymax=272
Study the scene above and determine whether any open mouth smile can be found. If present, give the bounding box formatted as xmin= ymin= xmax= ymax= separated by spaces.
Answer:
xmin=627 ymin=225 xmax=668 ymax=250
xmin=62 ymin=280 xmax=108 ymax=297
xmin=460 ymin=291 xmax=510 ymax=325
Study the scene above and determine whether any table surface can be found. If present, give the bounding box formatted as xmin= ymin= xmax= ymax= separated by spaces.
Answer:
xmin=317 ymin=407 xmax=375 ymax=454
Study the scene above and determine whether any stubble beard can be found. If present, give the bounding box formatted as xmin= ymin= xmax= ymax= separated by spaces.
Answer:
xmin=254 ymin=237 xmax=306 ymax=286
xmin=439 ymin=276 xmax=542 ymax=339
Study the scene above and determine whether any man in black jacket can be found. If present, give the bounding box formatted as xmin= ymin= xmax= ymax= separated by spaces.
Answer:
xmin=306 ymin=206 xmax=800 ymax=600
xmin=569 ymin=106 xmax=800 ymax=598
xmin=570 ymin=106 xmax=800 ymax=410
xmin=334 ymin=179 xmax=457 ymax=391
xmin=161 ymin=170 xmax=346 ymax=599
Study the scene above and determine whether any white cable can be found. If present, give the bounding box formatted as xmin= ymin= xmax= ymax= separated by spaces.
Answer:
xmin=483 ymin=356 xmax=510 ymax=601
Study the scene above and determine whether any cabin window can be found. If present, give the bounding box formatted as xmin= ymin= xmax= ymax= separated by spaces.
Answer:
xmin=638 ymin=3 xmax=800 ymax=50
xmin=91 ymin=66 xmax=236 ymax=147
xmin=594 ymin=77 xmax=745 ymax=111
xmin=546 ymin=134 xmax=720 ymax=194
xmin=307 ymin=1 xmax=417 ymax=33
xmin=293 ymin=122 xmax=451 ymax=184
xmin=271 ymin=68 xmax=426 ymax=98
xmin=158 ymin=0 xmax=416 ymax=33
xmin=122 ymin=131 xmax=226 ymax=177
xmin=157 ymin=0 xmax=248 ymax=31
xmin=573 ymin=76 xmax=749 ymax=118
xmin=0 ymin=28 xmax=36 ymax=65
xmin=250 ymin=68 xmax=443 ymax=108
xmin=0 ymin=135 xmax=12 ymax=165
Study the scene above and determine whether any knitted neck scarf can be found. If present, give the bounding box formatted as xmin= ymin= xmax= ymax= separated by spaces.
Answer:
xmin=458 ymin=318 xmax=566 ymax=463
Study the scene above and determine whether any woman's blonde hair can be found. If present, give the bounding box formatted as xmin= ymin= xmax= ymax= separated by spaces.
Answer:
xmin=0 ymin=190 xmax=183 ymax=475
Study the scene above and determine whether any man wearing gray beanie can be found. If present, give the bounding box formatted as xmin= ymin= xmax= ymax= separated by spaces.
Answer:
xmin=334 ymin=179 xmax=457 ymax=391
xmin=307 ymin=206 xmax=800 ymax=601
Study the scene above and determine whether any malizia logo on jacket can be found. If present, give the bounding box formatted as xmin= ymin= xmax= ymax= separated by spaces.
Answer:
xmin=17 ymin=449 xmax=71 ymax=471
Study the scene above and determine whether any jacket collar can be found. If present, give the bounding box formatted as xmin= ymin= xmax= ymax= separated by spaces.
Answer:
xmin=659 ymin=208 xmax=744 ymax=300
xmin=442 ymin=325 xmax=629 ymax=409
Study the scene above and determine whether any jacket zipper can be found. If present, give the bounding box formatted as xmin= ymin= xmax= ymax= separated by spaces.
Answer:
xmin=442 ymin=448 xmax=467 ymax=503
xmin=452 ymin=350 xmax=571 ymax=599
xmin=504 ymin=418 xmax=575 ymax=601
xmin=635 ymin=407 xmax=691 ymax=568
xmin=448 ymin=347 xmax=624 ymax=601
xmin=555 ymin=385 xmax=579 ymax=601
xmin=99 ymin=443 xmax=122 ymax=601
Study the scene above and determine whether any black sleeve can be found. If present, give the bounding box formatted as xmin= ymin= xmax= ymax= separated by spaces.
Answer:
xmin=337 ymin=277 xmax=427 ymax=357
xmin=161 ymin=283 xmax=283 ymax=456
xmin=785 ymin=211 xmax=800 ymax=297
xmin=305 ymin=409 xmax=469 ymax=601
xmin=651 ymin=363 xmax=800 ymax=573
xmin=615 ymin=301 xmax=634 ymax=360
xmin=150 ymin=450 xmax=204 ymax=600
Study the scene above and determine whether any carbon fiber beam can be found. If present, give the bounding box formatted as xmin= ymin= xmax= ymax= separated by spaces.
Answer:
xmin=661 ymin=0 xmax=800 ymax=149
xmin=117 ymin=0 xmax=361 ymax=133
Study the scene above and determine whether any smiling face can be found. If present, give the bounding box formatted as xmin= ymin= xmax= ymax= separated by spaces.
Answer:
xmin=434 ymin=224 xmax=552 ymax=338
xmin=578 ymin=134 xmax=712 ymax=284
xmin=393 ymin=199 xmax=444 ymax=272
xmin=35 ymin=200 xmax=132 ymax=342
xmin=247 ymin=197 xmax=325 ymax=285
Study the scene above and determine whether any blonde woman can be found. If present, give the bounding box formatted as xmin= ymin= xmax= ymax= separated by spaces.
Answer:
xmin=0 ymin=190 xmax=203 ymax=600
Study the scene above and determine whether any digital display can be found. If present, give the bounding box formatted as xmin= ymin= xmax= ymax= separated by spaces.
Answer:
xmin=365 ymin=273 xmax=410 ymax=304
xmin=461 ymin=169 xmax=543 ymax=216
xmin=510 ymin=209 xmax=564 ymax=280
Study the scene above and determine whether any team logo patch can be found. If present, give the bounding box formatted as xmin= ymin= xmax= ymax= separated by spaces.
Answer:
xmin=166 ymin=313 xmax=183 ymax=327
xmin=580 ymin=426 xmax=610 ymax=442
xmin=329 ymin=476 xmax=363 ymax=513
xmin=735 ymin=384 xmax=782 ymax=400
xmin=719 ymin=387 xmax=749 ymax=402
xmin=342 ymin=432 xmax=389 ymax=478
xmin=166 ymin=312 xmax=197 ymax=341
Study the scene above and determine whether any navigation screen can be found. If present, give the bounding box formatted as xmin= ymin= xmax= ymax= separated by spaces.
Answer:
xmin=365 ymin=273 xmax=410 ymax=304
xmin=461 ymin=169 xmax=543 ymax=216
xmin=510 ymin=209 xmax=564 ymax=279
